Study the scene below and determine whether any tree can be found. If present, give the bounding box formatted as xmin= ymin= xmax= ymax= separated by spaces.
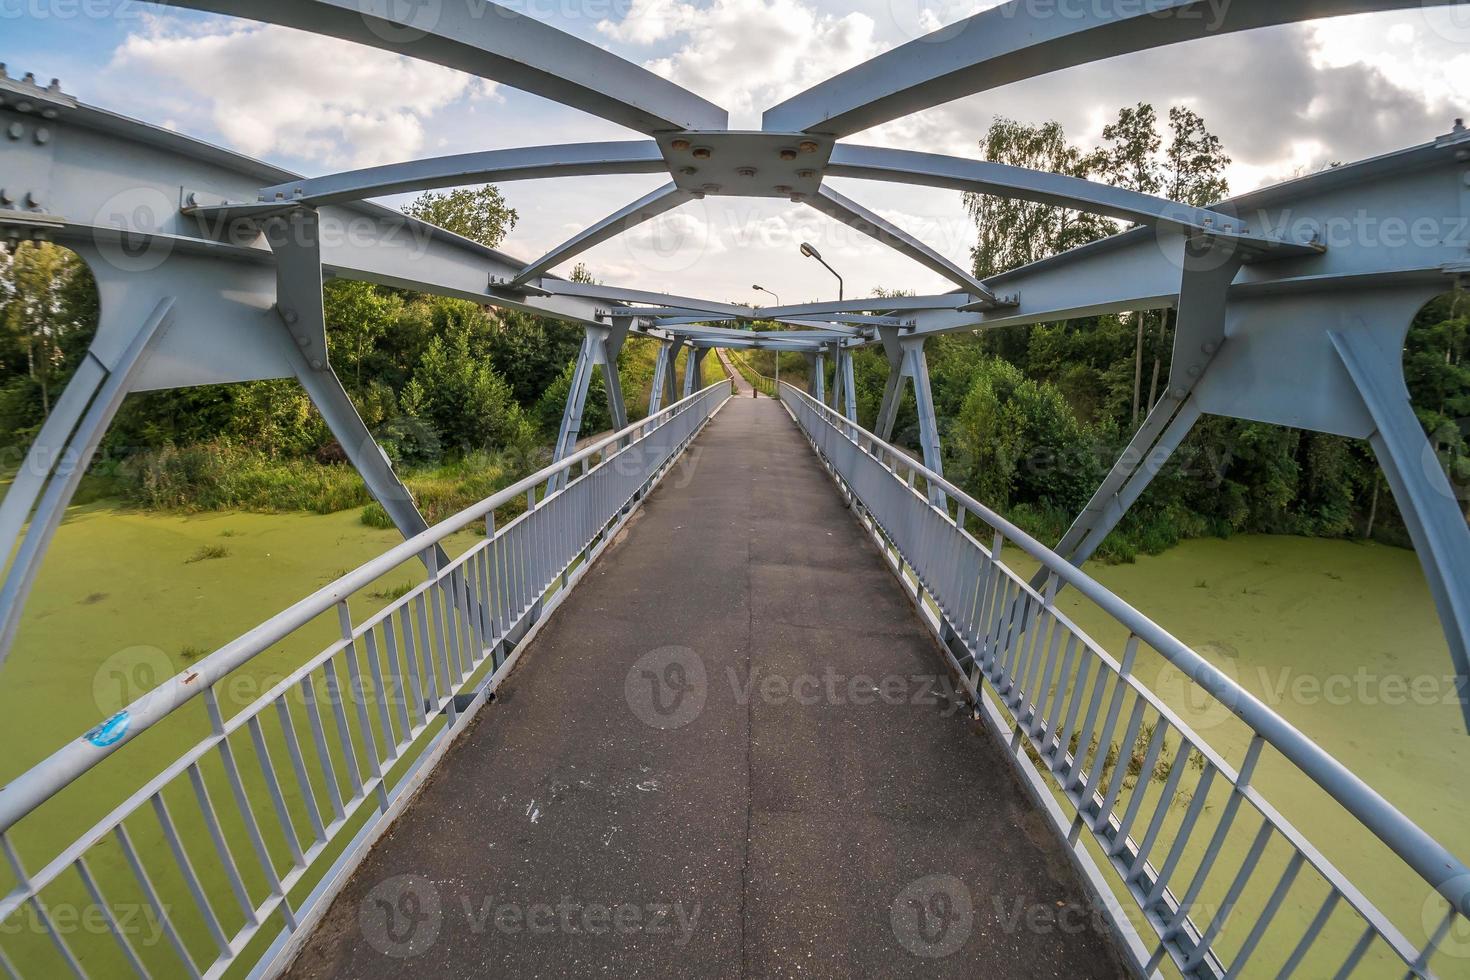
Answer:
xmin=323 ymin=280 xmax=401 ymax=390
xmin=1163 ymin=106 xmax=1231 ymax=207
xmin=0 ymin=243 xmax=94 ymax=416
xmin=1100 ymin=102 xmax=1162 ymax=196
xmin=403 ymin=186 xmax=519 ymax=248
xmin=967 ymin=118 xmax=1116 ymax=279
xmin=1096 ymin=104 xmax=1232 ymax=421
xmin=569 ymin=262 xmax=597 ymax=284
xmin=1100 ymin=103 xmax=1164 ymax=426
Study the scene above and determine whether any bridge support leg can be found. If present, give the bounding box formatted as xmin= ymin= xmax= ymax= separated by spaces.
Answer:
xmin=874 ymin=328 xmax=944 ymax=479
xmin=1043 ymin=241 xmax=1244 ymax=578
xmin=0 ymin=299 xmax=175 ymax=663
xmin=551 ymin=318 xmax=628 ymax=489
xmin=836 ymin=346 xmax=858 ymax=422
xmin=267 ymin=211 xmax=443 ymax=563
xmin=1331 ymin=325 xmax=1470 ymax=731
xmin=875 ymin=326 xmax=905 ymax=440
xmin=647 ymin=339 xmax=675 ymax=415
xmin=813 ymin=351 xmax=827 ymax=405
xmin=682 ymin=345 xmax=707 ymax=398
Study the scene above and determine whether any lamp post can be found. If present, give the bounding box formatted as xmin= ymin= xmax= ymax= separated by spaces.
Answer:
xmin=799 ymin=242 xmax=843 ymax=301
xmin=752 ymin=284 xmax=781 ymax=306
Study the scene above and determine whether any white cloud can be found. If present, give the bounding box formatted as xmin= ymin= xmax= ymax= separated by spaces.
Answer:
xmin=110 ymin=15 xmax=488 ymax=168
xmin=599 ymin=0 xmax=887 ymax=128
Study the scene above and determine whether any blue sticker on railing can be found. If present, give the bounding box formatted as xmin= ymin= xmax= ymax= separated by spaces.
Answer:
xmin=83 ymin=710 xmax=130 ymax=748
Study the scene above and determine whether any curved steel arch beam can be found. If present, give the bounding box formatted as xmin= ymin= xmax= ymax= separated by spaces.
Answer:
xmin=805 ymin=185 xmax=1000 ymax=304
xmin=508 ymin=182 xmax=695 ymax=288
xmin=764 ymin=0 xmax=1454 ymax=136
xmin=826 ymin=145 xmax=1320 ymax=256
xmin=239 ymin=142 xmax=668 ymax=211
xmin=163 ymin=0 xmax=726 ymax=134
xmin=537 ymin=281 xmax=751 ymax=318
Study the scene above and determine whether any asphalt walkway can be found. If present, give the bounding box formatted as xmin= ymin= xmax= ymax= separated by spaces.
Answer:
xmin=285 ymin=397 xmax=1124 ymax=979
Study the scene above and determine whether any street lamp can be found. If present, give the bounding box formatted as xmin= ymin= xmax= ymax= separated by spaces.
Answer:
xmin=752 ymin=284 xmax=781 ymax=306
xmin=799 ymin=242 xmax=843 ymax=301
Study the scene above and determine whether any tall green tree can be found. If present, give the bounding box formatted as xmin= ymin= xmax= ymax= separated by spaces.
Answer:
xmin=0 ymin=243 xmax=93 ymax=416
xmin=966 ymin=118 xmax=1116 ymax=279
xmin=403 ymin=186 xmax=519 ymax=248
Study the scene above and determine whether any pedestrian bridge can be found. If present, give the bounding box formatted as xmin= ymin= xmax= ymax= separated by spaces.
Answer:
xmin=0 ymin=376 xmax=1466 ymax=980
xmin=5 ymin=0 xmax=1470 ymax=976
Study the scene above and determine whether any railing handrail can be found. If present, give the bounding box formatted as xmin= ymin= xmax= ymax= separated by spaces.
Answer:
xmin=779 ymin=380 xmax=1470 ymax=917
xmin=0 ymin=380 xmax=732 ymax=833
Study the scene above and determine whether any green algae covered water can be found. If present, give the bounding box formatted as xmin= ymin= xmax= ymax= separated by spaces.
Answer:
xmin=0 ymin=504 xmax=1464 ymax=975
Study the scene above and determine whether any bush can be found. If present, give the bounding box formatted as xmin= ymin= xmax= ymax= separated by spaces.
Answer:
xmin=121 ymin=440 xmax=371 ymax=514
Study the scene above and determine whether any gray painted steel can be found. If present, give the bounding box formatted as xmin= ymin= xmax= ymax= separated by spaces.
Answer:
xmin=4 ymin=3 xmax=1470 ymax=976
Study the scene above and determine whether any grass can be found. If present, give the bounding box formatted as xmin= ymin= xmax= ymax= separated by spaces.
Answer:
xmin=184 ymin=544 xmax=230 ymax=563
xmin=367 ymin=580 xmax=415 ymax=603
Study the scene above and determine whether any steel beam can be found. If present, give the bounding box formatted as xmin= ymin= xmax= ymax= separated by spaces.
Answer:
xmin=265 ymin=210 xmax=444 ymax=564
xmin=647 ymin=340 xmax=676 ymax=415
xmin=165 ymin=0 xmax=727 ymax=133
xmin=763 ymin=0 xmax=1457 ymax=136
xmin=1045 ymin=240 xmax=1244 ymax=573
xmin=1331 ymin=326 xmax=1470 ymax=730
xmin=805 ymin=185 xmax=999 ymax=302
xmin=827 ymin=145 xmax=1319 ymax=257
xmin=0 ymin=299 xmax=174 ymax=668
xmin=509 ymin=183 xmax=695 ymax=288
xmin=682 ymin=346 xmax=708 ymax=398
xmin=550 ymin=320 xmax=628 ymax=488
xmin=837 ymin=347 xmax=858 ymax=422
xmin=189 ymin=142 xmax=667 ymax=218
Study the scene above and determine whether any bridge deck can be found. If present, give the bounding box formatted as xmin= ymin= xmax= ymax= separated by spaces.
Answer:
xmin=284 ymin=397 xmax=1123 ymax=979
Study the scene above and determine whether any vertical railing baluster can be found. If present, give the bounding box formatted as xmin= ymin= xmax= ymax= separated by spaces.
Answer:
xmin=337 ymin=602 xmax=389 ymax=810
xmin=1064 ymin=654 xmax=1110 ymax=790
xmin=361 ymin=627 xmax=398 ymax=761
xmin=1094 ymin=696 xmax=1147 ymax=829
xmin=299 ymin=675 xmax=346 ymax=823
xmin=1126 ymin=738 xmax=1194 ymax=882
xmin=422 ymin=552 xmax=456 ymax=724
xmin=186 ymin=763 xmax=257 ymax=923
xmin=411 ymin=592 xmax=441 ymax=717
xmin=204 ymin=689 xmax=297 ymax=931
xmin=1053 ymin=642 xmax=1093 ymax=772
xmin=380 ymin=613 xmax=414 ymax=741
xmin=1042 ymin=634 xmax=1079 ymax=757
xmin=73 ymin=856 xmax=152 ymax=979
xmin=1029 ymin=580 xmax=1067 ymax=739
xmin=1199 ymin=840 xmax=1300 ymax=976
xmin=114 ymin=824 xmax=203 ymax=979
xmin=1275 ymin=890 xmax=1342 ymax=979
xmin=1082 ymin=638 xmax=1140 ymax=796
xmin=150 ymin=792 xmax=232 ymax=956
xmin=2 ymin=835 xmax=86 ymax=980
xmin=1110 ymin=716 xmax=1172 ymax=856
xmin=244 ymin=716 xmax=305 ymax=868
xmin=272 ymin=697 xmax=326 ymax=845
xmin=1159 ymin=735 xmax=1266 ymax=949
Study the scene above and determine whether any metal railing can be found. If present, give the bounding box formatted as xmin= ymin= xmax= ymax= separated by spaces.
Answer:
xmin=780 ymin=381 xmax=1468 ymax=980
xmin=725 ymin=350 xmax=777 ymax=398
xmin=0 ymin=380 xmax=731 ymax=979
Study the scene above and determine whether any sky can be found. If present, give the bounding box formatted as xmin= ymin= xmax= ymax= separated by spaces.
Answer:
xmin=5 ymin=0 xmax=1470 ymax=305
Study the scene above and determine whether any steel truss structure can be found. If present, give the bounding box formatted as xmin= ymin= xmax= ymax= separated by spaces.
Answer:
xmin=3 ymin=1 xmax=1470 ymax=976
